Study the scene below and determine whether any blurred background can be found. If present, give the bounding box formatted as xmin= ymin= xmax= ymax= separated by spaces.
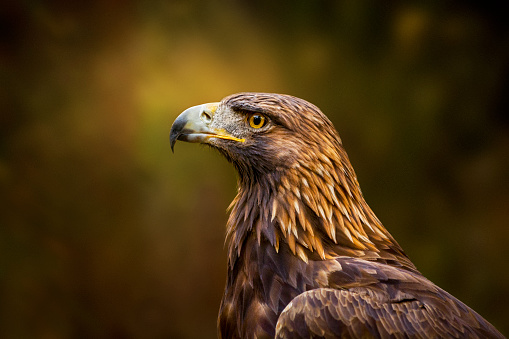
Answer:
xmin=1 ymin=1 xmax=508 ymax=337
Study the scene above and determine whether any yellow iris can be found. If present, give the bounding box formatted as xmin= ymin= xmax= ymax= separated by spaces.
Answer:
xmin=248 ymin=114 xmax=266 ymax=129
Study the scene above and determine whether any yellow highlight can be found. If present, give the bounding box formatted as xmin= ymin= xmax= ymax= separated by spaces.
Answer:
xmin=206 ymin=134 xmax=245 ymax=143
xmin=205 ymin=103 xmax=219 ymax=114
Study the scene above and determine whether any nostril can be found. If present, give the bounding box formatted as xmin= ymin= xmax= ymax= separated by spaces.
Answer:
xmin=200 ymin=111 xmax=212 ymax=123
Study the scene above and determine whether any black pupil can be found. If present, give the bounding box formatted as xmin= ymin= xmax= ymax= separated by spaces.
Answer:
xmin=253 ymin=115 xmax=262 ymax=126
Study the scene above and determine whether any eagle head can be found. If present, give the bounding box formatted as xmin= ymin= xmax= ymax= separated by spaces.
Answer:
xmin=170 ymin=93 xmax=342 ymax=184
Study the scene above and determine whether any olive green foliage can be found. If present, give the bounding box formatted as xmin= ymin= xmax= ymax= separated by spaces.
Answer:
xmin=1 ymin=1 xmax=508 ymax=337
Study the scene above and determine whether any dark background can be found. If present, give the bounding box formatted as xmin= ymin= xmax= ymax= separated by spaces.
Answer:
xmin=1 ymin=1 xmax=508 ymax=337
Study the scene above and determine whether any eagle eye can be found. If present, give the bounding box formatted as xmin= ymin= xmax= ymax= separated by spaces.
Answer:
xmin=248 ymin=114 xmax=266 ymax=129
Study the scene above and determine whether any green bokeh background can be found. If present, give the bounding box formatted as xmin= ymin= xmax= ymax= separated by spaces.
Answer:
xmin=1 ymin=1 xmax=508 ymax=337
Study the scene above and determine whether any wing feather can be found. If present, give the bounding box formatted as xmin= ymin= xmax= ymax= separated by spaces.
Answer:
xmin=274 ymin=260 xmax=505 ymax=339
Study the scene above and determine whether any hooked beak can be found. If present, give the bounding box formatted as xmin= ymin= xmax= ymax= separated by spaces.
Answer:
xmin=170 ymin=102 xmax=245 ymax=152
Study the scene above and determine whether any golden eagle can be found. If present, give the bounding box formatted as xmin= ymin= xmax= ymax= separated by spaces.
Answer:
xmin=170 ymin=93 xmax=503 ymax=338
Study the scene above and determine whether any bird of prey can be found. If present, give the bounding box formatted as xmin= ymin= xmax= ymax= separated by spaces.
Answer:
xmin=170 ymin=93 xmax=503 ymax=338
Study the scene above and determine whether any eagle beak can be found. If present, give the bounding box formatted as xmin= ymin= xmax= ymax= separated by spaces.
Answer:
xmin=170 ymin=102 xmax=245 ymax=152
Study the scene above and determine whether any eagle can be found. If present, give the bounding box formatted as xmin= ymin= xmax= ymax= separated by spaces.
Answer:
xmin=170 ymin=93 xmax=503 ymax=338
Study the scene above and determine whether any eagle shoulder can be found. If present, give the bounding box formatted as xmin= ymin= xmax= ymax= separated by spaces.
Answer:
xmin=275 ymin=258 xmax=504 ymax=338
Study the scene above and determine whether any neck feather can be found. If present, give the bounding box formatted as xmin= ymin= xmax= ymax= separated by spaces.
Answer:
xmin=226 ymin=146 xmax=416 ymax=272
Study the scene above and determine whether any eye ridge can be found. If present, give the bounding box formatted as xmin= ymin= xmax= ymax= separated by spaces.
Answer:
xmin=248 ymin=114 xmax=267 ymax=129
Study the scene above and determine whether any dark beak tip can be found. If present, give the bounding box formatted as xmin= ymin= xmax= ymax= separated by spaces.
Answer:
xmin=169 ymin=133 xmax=177 ymax=153
xmin=170 ymin=111 xmax=189 ymax=154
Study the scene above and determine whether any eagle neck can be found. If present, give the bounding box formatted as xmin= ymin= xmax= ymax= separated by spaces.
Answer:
xmin=225 ymin=171 xmax=281 ymax=268
xmin=226 ymin=147 xmax=416 ymax=271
